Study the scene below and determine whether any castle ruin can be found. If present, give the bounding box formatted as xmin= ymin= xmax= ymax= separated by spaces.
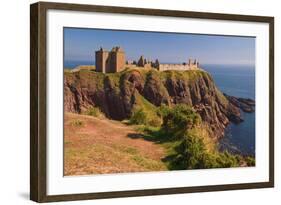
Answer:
xmin=95 ymin=46 xmax=125 ymax=73
xmin=135 ymin=55 xmax=199 ymax=71
xmin=95 ymin=46 xmax=199 ymax=73
xmin=158 ymin=59 xmax=199 ymax=71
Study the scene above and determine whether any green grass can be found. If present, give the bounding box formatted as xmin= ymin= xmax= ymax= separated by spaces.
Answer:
xmin=106 ymin=72 xmax=122 ymax=83
xmin=130 ymin=92 xmax=162 ymax=127
xmin=160 ymin=69 xmax=207 ymax=83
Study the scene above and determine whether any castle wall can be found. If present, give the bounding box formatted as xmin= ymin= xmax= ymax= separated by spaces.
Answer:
xmin=103 ymin=52 xmax=126 ymax=73
xmin=107 ymin=53 xmax=116 ymax=73
xmin=95 ymin=51 xmax=109 ymax=73
xmin=158 ymin=64 xmax=198 ymax=71
xmin=115 ymin=52 xmax=126 ymax=72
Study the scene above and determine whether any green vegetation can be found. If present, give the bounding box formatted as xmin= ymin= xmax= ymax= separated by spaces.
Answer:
xmin=134 ymin=104 xmax=255 ymax=170
xmin=129 ymin=91 xmax=162 ymax=127
xmin=160 ymin=69 xmax=209 ymax=84
xmin=105 ymin=72 xmax=122 ymax=88
xmin=177 ymin=135 xmax=241 ymax=169
xmin=83 ymin=106 xmax=104 ymax=118
xmin=160 ymin=104 xmax=201 ymax=139
xmin=245 ymin=156 xmax=256 ymax=166
xmin=129 ymin=108 xmax=147 ymax=125
xmin=129 ymin=107 xmax=162 ymax=127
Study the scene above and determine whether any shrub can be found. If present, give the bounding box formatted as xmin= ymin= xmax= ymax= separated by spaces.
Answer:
xmin=129 ymin=107 xmax=162 ymax=127
xmin=201 ymin=152 xmax=220 ymax=168
xmin=215 ymin=151 xmax=239 ymax=167
xmin=177 ymin=134 xmax=241 ymax=169
xmin=84 ymin=107 xmax=103 ymax=117
xmin=161 ymin=104 xmax=201 ymax=139
xmin=180 ymin=131 xmax=207 ymax=169
xmin=147 ymin=117 xmax=162 ymax=127
xmin=142 ymin=103 xmax=249 ymax=170
xmin=129 ymin=109 xmax=147 ymax=125
xmin=245 ymin=156 xmax=255 ymax=166
xmin=157 ymin=104 xmax=170 ymax=118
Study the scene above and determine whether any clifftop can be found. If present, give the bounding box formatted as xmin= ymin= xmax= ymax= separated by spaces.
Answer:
xmin=64 ymin=68 xmax=253 ymax=139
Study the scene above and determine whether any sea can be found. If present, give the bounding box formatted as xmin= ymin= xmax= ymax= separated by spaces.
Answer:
xmin=203 ymin=64 xmax=255 ymax=157
xmin=64 ymin=60 xmax=256 ymax=156
xmin=64 ymin=60 xmax=94 ymax=69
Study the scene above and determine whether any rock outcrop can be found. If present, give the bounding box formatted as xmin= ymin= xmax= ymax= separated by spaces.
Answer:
xmin=64 ymin=68 xmax=253 ymax=139
xmin=224 ymin=93 xmax=255 ymax=113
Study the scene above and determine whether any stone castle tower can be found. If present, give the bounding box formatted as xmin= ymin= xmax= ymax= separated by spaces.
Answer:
xmin=95 ymin=46 xmax=125 ymax=73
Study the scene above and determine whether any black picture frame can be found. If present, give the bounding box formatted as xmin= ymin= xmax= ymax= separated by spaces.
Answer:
xmin=30 ymin=1 xmax=274 ymax=202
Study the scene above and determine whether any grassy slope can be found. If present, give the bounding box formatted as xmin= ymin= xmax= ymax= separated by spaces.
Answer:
xmin=64 ymin=113 xmax=167 ymax=176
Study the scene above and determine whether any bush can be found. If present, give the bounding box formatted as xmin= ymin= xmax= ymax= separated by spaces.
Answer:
xmin=157 ymin=104 xmax=170 ymax=117
xmin=245 ymin=156 xmax=255 ymax=166
xmin=215 ymin=151 xmax=239 ymax=167
xmin=180 ymin=131 xmax=207 ymax=169
xmin=147 ymin=117 xmax=162 ymax=127
xmin=129 ymin=109 xmax=147 ymax=125
xmin=84 ymin=107 xmax=103 ymax=117
xmin=156 ymin=104 xmax=245 ymax=169
xmin=139 ymin=103 xmax=252 ymax=170
xmin=177 ymin=133 xmax=241 ymax=169
xmin=129 ymin=108 xmax=162 ymax=127
xmin=160 ymin=104 xmax=201 ymax=139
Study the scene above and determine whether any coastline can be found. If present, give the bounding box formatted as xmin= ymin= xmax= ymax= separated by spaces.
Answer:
xmin=64 ymin=61 xmax=255 ymax=156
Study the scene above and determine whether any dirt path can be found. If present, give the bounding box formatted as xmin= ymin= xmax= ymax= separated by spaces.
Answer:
xmin=64 ymin=113 xmax=167 ymax=176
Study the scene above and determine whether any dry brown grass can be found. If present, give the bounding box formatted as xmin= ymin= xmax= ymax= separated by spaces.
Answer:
xmin=64 ymin=113 xmax=167 ymax=176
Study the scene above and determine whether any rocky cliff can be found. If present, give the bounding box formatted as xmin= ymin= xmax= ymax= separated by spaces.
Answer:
xmin=64 ymin=68 xmax=253 ymax=139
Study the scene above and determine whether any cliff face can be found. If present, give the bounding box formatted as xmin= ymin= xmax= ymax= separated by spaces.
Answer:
xmin=64 ymin=68 xmax=245 ymax=139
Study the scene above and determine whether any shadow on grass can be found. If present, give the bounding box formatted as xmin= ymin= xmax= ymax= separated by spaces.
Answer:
xmin=127 ymin=127 xmax=186 ymax=170
xmin=127 ymin=129 xmax=171 ymax=144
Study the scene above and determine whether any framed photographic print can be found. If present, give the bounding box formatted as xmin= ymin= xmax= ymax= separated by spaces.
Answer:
xmin=30 ymin=1 xmax=274 ymax=202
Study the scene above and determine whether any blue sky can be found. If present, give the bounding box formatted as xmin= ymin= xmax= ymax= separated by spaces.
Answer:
xmin=64 ymin=27 xmax=255 ymax=66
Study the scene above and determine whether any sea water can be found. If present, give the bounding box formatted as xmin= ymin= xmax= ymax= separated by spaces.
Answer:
xmin=203 ymin=64 xmax=255 ymax=156
xmin=64 ymin=60 xmax=94 ymax=69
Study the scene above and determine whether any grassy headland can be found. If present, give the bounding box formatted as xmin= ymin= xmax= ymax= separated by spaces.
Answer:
xmin=64 ymin=67 xmax=255 ymax=175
